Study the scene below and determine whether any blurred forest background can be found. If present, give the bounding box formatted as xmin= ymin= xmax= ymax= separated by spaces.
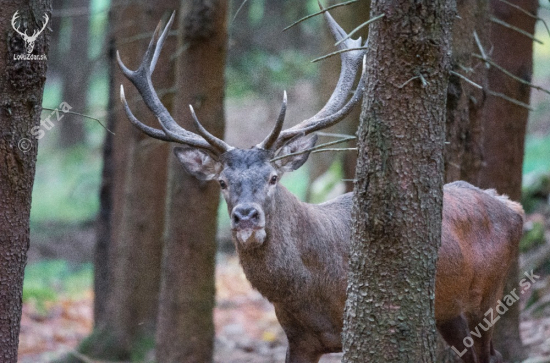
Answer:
xmin=16 ymin=0 xmax=550 ymax=361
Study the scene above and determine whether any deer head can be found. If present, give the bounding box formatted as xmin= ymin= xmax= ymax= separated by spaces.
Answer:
xmin=11 ymin=11 xmax=49 ymax=54
xmin=117 ymin=10 xmax=366 ymax=249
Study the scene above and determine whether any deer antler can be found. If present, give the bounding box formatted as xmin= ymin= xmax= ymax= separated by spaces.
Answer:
xmin=117 ymin=12 xmax=233 ymax=155
xmin=263 ymin=7 xmax=368 ymax=151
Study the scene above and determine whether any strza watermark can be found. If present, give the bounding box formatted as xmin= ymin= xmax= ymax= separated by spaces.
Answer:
xmin=451 ymin=269 xmax=540 ymax=357
xmin=18 ymin=102 xmax=73 ymax=152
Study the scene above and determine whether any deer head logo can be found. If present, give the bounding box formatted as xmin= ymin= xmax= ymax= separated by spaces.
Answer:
xmin=11 ymin=11 xmax=49 ymax=54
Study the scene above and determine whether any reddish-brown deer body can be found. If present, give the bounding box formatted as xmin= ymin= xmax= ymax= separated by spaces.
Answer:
xmin=117 ymin=10 xmax=523 ymax=363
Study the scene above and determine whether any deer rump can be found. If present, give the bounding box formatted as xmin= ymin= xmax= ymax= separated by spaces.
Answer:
xmin=241 ymin=181 xmax=522 ymax=362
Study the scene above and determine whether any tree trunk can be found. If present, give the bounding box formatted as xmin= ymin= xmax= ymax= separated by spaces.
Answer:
xmin=437 ymin=1 xmax=488 ymax=360
xmin=308 ymin=0 xmax=370 ymax=201
xmin=342 ymin=0 xmax=453 ymax=361
xmin=80 ymin=2 xmax=175 ymax=360
xmin=0 ymin=1 xmax=52 ymax=361
xmin=444 ymin=0 xmax=488 ymax=185
xmin=58 ymin=0 xmax=90 ymax=148
xmin=155 ymin=1 xmax=227 ymax=361
xmin=478 ymin=0 xmax=537 ymax=361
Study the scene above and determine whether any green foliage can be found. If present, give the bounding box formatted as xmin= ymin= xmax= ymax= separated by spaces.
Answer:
xmin=524 ymin=135 xmax=550 ymax=175
xmin=226 ymin=49 xmax=318 ymax=98
xmin=520 ymin=220 xmax=546 ymax=253
xmin=31 ymin=145 xmax=101 ymax=223
xmin=23 ymin=260 xmax=93 ymax=310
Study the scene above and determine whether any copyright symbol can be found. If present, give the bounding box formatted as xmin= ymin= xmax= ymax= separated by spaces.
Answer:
xmin=18 ymin=138 xmax=32 ymax=152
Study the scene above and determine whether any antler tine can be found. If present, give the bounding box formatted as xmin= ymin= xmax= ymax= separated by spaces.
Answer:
xmin=274 ymin=55 xmax=367 ymax=150
xmin=257 ymin=91 xmax=287 ymax=150
xmin=189 ymin=105 xmax=233 ymax=154
xmin=272 ymin=8 xmax=367 ymax=150
xmin=117 ymin=12 xmax=224 ymax=153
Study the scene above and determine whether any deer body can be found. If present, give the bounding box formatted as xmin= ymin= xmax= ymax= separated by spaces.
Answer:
xmin=118 ymin=10 xmax=522 ymax=363
xmin=230 ymin=179 xmax=522 ymax=362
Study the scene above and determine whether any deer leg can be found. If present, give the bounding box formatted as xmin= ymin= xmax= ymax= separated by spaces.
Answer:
xmin=285 ymin=341 xmax=322 ymax=363
xmin=437 ymin=314 xmax=479 ymax=363
xmin=468 ymin=320 xmax=502 ymax=363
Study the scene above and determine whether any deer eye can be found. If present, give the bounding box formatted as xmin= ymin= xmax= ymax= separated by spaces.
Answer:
xmin=219 ymin=180 xmax=227 ymax=189
xmin=269 ymin=175 xmax=278 ymax=185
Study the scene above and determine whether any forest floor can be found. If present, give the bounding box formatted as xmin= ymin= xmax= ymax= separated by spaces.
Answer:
xmin=17 ymin=251 xmax=550 ymax=363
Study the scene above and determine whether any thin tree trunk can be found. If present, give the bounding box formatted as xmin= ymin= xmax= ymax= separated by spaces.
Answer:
xmin=58 ymin=0 xmax=90 ymax=148
xmin=343 ymin=0 xmax=453 ymax=361
xmin=81 ymin=1 xmax=175 ymax=360
xmin=444 ymin=0 xmax=488 ymax=185
xmin=0 ymin=2 xmax=52 ymax=361
xmin=478 ymin=0 xmax=538 ymax=361
xmin=155 ymin=1 xmax=227 ymax=361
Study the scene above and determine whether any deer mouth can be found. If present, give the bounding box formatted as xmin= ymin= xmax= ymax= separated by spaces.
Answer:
xmin=233 ymin=227 xmax=266 ymax=248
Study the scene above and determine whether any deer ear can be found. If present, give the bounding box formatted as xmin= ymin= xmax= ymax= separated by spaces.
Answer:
xmin=173 ymin=146 xmax=221 ymax=181
xmin=273 ymin=134 xmax=318 ymax=172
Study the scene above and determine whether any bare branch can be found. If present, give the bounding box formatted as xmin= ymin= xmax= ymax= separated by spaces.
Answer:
xmin=311 ymin=46 xmax=368 ymax=63
xmin=449 ymin=71 xmax=483 ymax=89
xmin=498 ymin=0 xmax=550 ymax=38
xmin=490 ymin=16 xmax=544 ymax=44
xmin=270 ymin=136 xmax=355 ymax=162
xmin=231 ymin=0 xmax=249 ymax=25
xmin=473 ymin=30 xmax=490 ymax=69
xmin=41 ymin=108 xmax=115 ymax=135
xmin=334 ymin=14 xmax=385 ymax=46
xmin=311 ymin=147 xmax=356 ymax=154
xmin=283 ymin=0 xmax=358 ymax=32
xmin=315 ymin=131 xmax=356 ymax=139
xmin=487 ymin=90 xmax=534 ymax=111
xmin=397 ymin=76 xmax=420 ymax=89
xmin=472 ymin=54 xmax=550 ymax=96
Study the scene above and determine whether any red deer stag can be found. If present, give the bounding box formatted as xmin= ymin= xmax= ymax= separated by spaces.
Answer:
xmin=117 ymin=10 xmax=524 ymax=363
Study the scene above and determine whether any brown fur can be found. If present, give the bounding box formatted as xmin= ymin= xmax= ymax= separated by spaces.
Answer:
xmin=234 ymin=181 xmax=523 ymax=363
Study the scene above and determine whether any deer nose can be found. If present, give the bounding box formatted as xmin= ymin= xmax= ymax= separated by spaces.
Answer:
xmin=231 ymin=204 xmax=263 ymax=229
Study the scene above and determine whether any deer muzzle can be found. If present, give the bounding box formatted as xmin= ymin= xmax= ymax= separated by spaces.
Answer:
xmin=231 ymin=203 xmax=266 ymax=247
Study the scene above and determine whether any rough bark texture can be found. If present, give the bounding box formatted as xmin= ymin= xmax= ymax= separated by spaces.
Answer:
xmin=444 ymin=0 xmax=488 ymax=185
xmin=309 ymin=0 xmax=370 ymax=198
xmin=82 ymin=1 xmax=175 ymax=359
xmin=478 ymin=0 xmax=537 ymax=361
xmin=58 ymin=0 xmax=89 ymax=148
xmin=0 ymin=1 xmax=51 ymax=361
xmin=438 ymin=1 xmax=488 ymax=360
xmin=154 ymin=1 xmax=227 ymax=362
xmin=343 ymin=0 xmax=453 ymax=361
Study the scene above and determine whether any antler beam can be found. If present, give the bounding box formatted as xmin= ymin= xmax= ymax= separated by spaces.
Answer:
xmin=117 ymin=12 xmax=232 ymax=155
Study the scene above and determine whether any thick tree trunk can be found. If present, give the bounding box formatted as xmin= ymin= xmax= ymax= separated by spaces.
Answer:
xmin=309 ymin=0 xmax=370 ymax=200
xmin=81 ymin=2 xmax=175 ymax=360
xmin=58 ymin=0 xmax=90 ymax=148
xmin=154 ymin=1 xmax=227 ymax=362
xmin=0 ymin=1 xmax=52 ymax=361
xmin=478 ymin=0 xmax=537 ymax=361
xmin=343 ymin=0 xmax=453 ymax=361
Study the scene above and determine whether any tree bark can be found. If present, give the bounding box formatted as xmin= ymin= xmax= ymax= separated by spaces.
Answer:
xmin=154 ymin=1 xmax=227 ymax=362
xmin=343 ymin=0 xmax=453 ymax=361
xmin=81 ymin=1 xmax=175 ymax=360
xmin=0 ymin=1 xmax=52 ymax=361
xmin=58 ymin=0 xmax=90 ymax=148
xmin=478 ymin=0 xmax=537 ymax=361
xmin=444 ymin=0 xmax=488 ymax=185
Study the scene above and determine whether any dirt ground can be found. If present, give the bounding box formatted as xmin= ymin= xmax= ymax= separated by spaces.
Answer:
xmin=16 ymin=251 xmax=550 ymax=363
